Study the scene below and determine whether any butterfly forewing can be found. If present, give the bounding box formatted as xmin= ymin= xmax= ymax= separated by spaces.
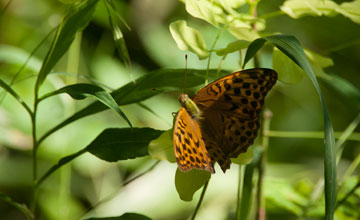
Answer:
xmin=173 ymin=108 xmax=215 ymax=173
xmin=194 ymin=68 xmax=277 ymax=162
xmin=173 ymin=68 xmax=277 ymax=173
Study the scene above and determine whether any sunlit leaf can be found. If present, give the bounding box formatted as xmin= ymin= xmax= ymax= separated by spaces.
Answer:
xmin=148 ymin=129 xmax=176 ymax=163
xmin=340 ymin=0 xmax=360 ymax=24
xmin=169 ymin=20 xmax=210 ymax=60
xmin=175 ymin=168 xmax=211 ymax=201
xmin=184 ymin=0 xmax=226 ymax=27
xmin=215 ymin=40 xmax=250 ymax=56
xmin=231 ymin=146 xmax=254 ymax=165
xmin=280 ymin=0 xmax=339 ymax=18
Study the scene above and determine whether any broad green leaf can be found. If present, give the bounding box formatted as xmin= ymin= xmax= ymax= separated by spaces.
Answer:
xmin=39 ymin=83 xmax=132 ymax=127
xmin=280 ymin=0 xmax=339 ymax=18
xmin=273 ymin=48 xmax=304 ymax=84
xmin=169 ymin=20 xmax=210 ymax=60
xmin=105 ymin=0 xmax=131 ymax=68
xmin=244 ymin=35 xmax=336 ymax=219
xmin=35 ymin=0 xmax=98 ymax=92
xmin=37 ymin=127 xmax=162 ymax=187
xmin=184 ymin=0 xmax=226 ymax=27
xmin=86 ymin=128 xmax=163 ymax=162
xmin=175 ymin=168 xmax=211 ymax=201
xmin=0 ymin=192 xmax=34 ymax=220
xmin=231 ymin=146 xmax=254 ymax=165
xmin=84 ymin=212 xmax=152 ymax=220
xmin=37 ymin=68 xmax=211 ymax=145
xmin=148 ymin=129 xmax=176 ymax=163
xmin=242 ymin=38 xmax=266 ymax=68
xmin=215 ymin=40 xmax=250 ymax=56
xmin=339 ymin=0 xmax=360 ymax=24
xmin=218 ymin=0 xmax=246 ymax=13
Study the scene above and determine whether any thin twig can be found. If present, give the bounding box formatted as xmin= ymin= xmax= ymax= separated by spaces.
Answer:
xmin=191 ymin=180 xmax=209 ymax=220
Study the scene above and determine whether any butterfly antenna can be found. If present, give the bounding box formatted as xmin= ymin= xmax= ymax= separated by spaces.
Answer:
xmin=184 ymin=54 xmax=187 ymax=94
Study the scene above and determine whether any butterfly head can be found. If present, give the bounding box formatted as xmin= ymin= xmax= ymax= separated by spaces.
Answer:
xmin=179 ymin=93 xmax=202 ymax=120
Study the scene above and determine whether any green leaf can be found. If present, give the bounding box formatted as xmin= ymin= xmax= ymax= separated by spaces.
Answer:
xmin=238 ymin=146 xmax=262 ymax=220
xmin=0 ymin=79 xmax=32 ymax=115
xmin=244 ymin=34 xmax=336 ymax=220
xmin=228 ymin=25 xmax=260 ymax=42
xmin=37 ymin=68 xmax=210 ymax=145
xmin=37 ymin=127 xmax=162 ymax=187
xmin=86 ymin=128 xmax=163 ymax=162
xmin=35 ymin=0 xmax=98 ymax=92
xmin=231 ymin=146 xmax=254 ymax=165
xmin=339 ymin=0 xmax=360 ymax=24
xmin=169 ymin=20 xmax=210 ymax=60
xmin=273 ymin=48 xmax=304 ymax=84
xmin=0 ymin=192 xmax=34 ymax=220
xmin=84 ymin=212 xmax=152 ymax=220
xmin=148 ymin=129 xmax=176 ymax=163
xmin=280 ymin=0 xmax=339 ymax=18
xmin=175 ymin=168 xmax=211 ymax=201
xmin=215 ymin=40 xmax=250 ymax=56
xmin=242 ymin=38 xmax=266 ymax=68
xmin=184 ymin=0 xmax=226 ymax=27
xmin=105 ymin=0 xmax=131 ymax=68
xmin=39 ymin=83 xmax=132 ymax=127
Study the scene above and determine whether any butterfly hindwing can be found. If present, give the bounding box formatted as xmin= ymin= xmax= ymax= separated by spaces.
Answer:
xmin=173 ymin=68 xmax=277 ymax=173
xmin=194 ymin=68 xmax=277 ymax=161
xmin=173 ymin=108 xmax=215 ymax=173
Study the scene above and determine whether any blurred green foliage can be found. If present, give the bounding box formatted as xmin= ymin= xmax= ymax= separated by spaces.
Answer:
xmin=0 ymin=0 xmax=359 ymax=220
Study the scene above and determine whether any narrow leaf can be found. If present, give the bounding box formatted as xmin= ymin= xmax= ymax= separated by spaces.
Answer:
xmin=86 ymin=128 xmax=163 ymax=162
xmin=245 ymin=34 xmax=336 ymax=219
xmin=238 ymin=146 xmax=262 ymax=220
xmin=35 ymin=0 xmax=98 ymax=91
xmin=242 ymin=38 xmax=266 ymax=68
xmin=169 ymin=20 xmax=210 ymax=60
xmin=37 ymin=68 xmax=211 ymax=145
xmin=0 ymin=79 xmax=32 ymax=115
xmin=39 ymin=83 xmax=132 ymax=127
xmin=105 ymin=0 xmax=131 ymax=68
xmin=175 ymin=168 xmax=211 ymax=201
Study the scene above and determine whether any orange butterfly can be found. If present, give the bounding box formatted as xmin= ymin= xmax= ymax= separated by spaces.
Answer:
xmin=173 ymin=68 xmax=277 ymax=173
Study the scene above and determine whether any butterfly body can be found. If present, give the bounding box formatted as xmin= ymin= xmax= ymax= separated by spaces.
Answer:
xmin=173 ymin=68 xmax=277 ymax=173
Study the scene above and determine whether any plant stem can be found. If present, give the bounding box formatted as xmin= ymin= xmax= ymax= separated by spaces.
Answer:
xmin=266 ymin=130 xmax=360 ymax=141
xmin=236 ymin=165 xmax=245 ymax=219
xmin=256 ymin=109 xmax=272 ymax=220
xmin=191 ymin=180 xmax=209 ymax=220
xmin=205 ymin=29 xmax=223 ymax=85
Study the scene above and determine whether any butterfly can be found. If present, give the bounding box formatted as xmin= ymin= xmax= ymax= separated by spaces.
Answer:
xmin=173 ymin=68 xmax=277 ymax=173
